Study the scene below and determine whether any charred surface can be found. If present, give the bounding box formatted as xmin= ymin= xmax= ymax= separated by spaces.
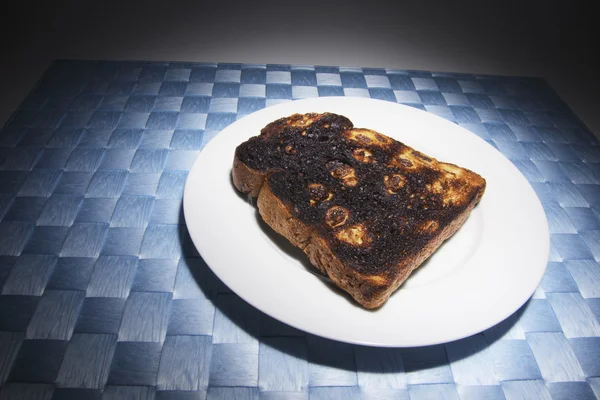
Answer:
xmin=235 ymin=112 xmax=485 ymax=276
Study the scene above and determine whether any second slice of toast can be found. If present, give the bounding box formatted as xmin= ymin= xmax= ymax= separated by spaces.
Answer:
xmin=233 ymin=112 xmax=486 ymax=308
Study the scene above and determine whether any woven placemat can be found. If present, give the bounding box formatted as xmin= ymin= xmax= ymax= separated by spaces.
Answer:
xmin=0 ymin=60 xmax=599 ymax=399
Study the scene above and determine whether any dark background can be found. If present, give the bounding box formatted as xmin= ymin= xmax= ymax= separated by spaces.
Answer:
xmin=1 ymin=0 xmax=598 ymax=135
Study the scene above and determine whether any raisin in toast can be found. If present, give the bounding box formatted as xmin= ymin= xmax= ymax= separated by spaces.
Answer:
xmin=233 ymin=112 xmax=486 ymax=309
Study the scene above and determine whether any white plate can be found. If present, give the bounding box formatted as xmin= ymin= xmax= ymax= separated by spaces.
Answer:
xmin=183 ymin=97 xmax=549 ymax=347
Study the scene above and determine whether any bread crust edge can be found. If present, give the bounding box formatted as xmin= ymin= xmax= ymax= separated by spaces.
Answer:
xmin=256 ymin=178 xmax=484 ymax=308
xmin=232 ymin=153 xmax=266 ymax=197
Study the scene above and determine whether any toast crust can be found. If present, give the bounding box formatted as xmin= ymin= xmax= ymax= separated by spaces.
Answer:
xmin=232 ymin=156 xmax=266 ymax=197
xmin=234 ymin=112 xmax=486 ymax=308
xmin=258 ymin=178 xmax=481 ymax=308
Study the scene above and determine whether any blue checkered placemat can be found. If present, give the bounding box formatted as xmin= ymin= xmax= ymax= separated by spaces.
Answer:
xmin=0 ymin=60 xmax=599 ymax=399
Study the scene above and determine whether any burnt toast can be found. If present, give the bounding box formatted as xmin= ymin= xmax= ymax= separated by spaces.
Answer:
xmin=233 ymin=112 xmax=486 ymax=308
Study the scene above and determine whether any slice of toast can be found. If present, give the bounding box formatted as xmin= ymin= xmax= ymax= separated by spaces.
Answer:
xmin=233 ymin=112 xmax=486 ymax=308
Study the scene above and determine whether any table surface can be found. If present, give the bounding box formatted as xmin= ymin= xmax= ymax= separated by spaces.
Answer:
xmin=0 ymin=60 xmax=599 ymax=400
